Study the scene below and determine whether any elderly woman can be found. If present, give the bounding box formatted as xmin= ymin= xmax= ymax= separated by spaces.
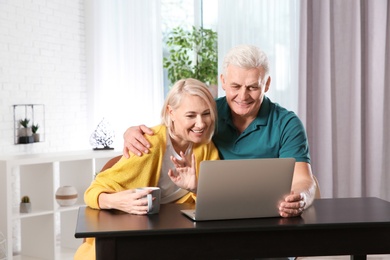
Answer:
xmin=74 ymin=78 xmax=219 ymax=259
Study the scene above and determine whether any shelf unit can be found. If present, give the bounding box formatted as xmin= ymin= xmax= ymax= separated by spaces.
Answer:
xmin=0 ymin=150 xmax=121 ymax=260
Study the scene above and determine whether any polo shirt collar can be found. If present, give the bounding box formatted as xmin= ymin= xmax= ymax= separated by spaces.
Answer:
xmin=256 ymin=96 xmax=270 ymax=126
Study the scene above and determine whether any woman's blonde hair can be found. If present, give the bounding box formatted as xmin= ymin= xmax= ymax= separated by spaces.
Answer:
xmin=161 ymin=78 xmax=217 ymax=143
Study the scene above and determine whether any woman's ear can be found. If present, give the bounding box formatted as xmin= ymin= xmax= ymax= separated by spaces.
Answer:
xmin=167 ymin=105 xmax=175 ymax=121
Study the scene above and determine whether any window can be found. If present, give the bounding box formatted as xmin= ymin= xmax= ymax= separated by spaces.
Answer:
xmin=161 ymin=0 xmax=218 ymax=95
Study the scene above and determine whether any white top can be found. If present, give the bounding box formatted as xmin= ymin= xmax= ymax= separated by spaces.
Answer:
xmin=158 ymin=132 xmax=192 ymax=204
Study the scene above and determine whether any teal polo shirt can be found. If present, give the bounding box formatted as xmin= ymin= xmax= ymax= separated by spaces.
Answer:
xmin=213 ymin=96 xmax=311 ymax=163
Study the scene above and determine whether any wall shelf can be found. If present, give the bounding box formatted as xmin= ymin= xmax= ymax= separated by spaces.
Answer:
xmin=0 ymin=150 xmax=121 ymax=260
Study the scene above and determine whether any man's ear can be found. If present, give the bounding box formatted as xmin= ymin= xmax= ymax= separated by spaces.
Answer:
xmin=264 ymin=76 xmax=271 ymax=93
xmin=220 ymin=74 xmax=226 ymax=90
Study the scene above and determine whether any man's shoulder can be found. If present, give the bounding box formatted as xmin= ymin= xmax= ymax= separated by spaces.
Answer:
xmin=266 ymin=97 xmax=295 ymax=115
xmin=215 ymin=96 xmax=227 ymax=106
xmin=267 ymin=99 xmax=302 ymax=126
xmin=215 ymin=97 xmax=229 ymax=117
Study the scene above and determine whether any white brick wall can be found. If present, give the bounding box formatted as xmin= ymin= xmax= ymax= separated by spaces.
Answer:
xmin=0 ymin=0 xmax=90 ymax=155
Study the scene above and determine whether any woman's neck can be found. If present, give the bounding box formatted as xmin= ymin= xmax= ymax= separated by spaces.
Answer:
xmin=170 ymin=136 xmax=191 ymax=155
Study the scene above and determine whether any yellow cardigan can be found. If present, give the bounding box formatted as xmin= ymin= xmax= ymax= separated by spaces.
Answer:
xmin=75 ymin=125 xmax=219 ymax=259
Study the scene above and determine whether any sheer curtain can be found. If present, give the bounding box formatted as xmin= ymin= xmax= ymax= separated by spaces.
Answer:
xmin=217 ymin=0 xmax=300 ymax=113
xmin=85 ymin=0 xmax=164 ymax=149
xmin=299 ymin=0 xmax=390 ymax=200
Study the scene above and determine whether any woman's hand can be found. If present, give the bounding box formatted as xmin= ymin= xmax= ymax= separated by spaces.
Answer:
xmin=168 ymin=152 xmax=198 ymax=193
xmin=98 ymin=189 xmax=152 ymax=215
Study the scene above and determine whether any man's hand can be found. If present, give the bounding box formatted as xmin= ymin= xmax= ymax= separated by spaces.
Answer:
xmin=123 ymin=125 xmax=154 ymax=158
xmin=279 ymin=162 xmax=316 ymax=217
xmin=278 ymin=191 xmax=306 ymax=218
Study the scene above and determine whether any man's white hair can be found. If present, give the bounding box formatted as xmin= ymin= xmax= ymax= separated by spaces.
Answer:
xmin=222 ymin=44 xmax=270 ymax=82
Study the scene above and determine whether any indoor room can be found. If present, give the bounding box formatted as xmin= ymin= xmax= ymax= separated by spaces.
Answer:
xmin=1 ymin=0 xmax=389 ymax=259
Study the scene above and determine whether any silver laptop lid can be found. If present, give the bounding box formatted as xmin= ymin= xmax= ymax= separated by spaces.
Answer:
xmin=190 ymin=158 xmax=295 ymax=221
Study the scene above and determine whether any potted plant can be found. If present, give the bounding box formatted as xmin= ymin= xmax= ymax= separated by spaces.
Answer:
xmin=163 ymin=26 xmax=218 ymax=97
xmin=20 ymin=195 xmax=31 ymax=213
xmin=18 ymin=118 xmax=34 ymax=144
xmin=32 ymin=123 xmax=40 ymax=142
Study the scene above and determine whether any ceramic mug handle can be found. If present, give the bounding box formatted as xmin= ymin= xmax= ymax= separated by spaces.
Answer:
xmin=146 ymin=193 xmax=153 ymax=212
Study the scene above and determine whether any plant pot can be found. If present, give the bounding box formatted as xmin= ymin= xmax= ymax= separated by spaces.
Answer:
xmin=18 ymin=136 xmax=34 ymax=144
xmin=33 ymin=133 xmax=40 ymax=142
xmin=19 ymin=202 xmax=31 ymax=213
xmin=56 ymin=186 xmax=78 ymax=206
xmin=18 ymin=127 xmax=34 ymax=144
xmin=18 ymin=127 xmax=32 ymax=137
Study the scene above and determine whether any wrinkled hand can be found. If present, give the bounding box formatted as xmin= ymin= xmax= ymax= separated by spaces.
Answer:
xmin=123 ymin=125 xmax=154 ymax=158
xmin=278 ymin=191 xmax=306 ymax=218
xmin=168 ymin=152 xmax=197 ymax=193
xmin=100 ymin=189 xmax=153 ymax=215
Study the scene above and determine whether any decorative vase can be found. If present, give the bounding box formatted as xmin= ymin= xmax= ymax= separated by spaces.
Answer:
xmin=19 ymin=202 xmax=31 ymax=213
xmin=55 ymin=186 xmax=78 ymax=206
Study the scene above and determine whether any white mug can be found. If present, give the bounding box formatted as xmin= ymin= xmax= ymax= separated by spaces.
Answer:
xmin=136 ymin=187 xmax=161 ymax=214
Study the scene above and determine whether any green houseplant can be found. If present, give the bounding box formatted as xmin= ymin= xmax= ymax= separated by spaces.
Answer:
xmin=19 ymin=118 xmax=30 ymax=128
xmin=163 ymin=26 xmax=218 ymax=94
xmin=32 ymin=123 xmax=40 ymax=142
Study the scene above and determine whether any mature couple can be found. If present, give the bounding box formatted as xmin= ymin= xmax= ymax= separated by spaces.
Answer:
xmin=75 ymin=44 xmax=316 ymax=260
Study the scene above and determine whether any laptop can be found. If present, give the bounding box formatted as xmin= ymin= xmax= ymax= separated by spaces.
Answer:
xmin=181 ymin=158 xmax=295 ymax=221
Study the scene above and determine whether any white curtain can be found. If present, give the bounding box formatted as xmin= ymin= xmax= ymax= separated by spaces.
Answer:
xmin=217 ymin=0 xmax=300 ymax=113
xmin=85 ymin=0 xmax=164 ymax=149
xmin=299 ymin=0 xmax=390 ymax=200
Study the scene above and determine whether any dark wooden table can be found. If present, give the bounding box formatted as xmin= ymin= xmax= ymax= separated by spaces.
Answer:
xmin=75 ymin=197 xmax=390 ymax=260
